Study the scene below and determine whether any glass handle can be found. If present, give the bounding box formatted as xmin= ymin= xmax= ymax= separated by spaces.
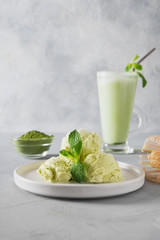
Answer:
xmin=129 ymin=106 xmax=144 ymax=135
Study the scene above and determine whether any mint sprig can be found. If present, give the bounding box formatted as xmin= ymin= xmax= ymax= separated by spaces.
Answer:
xmin=125 ymin=54 xmax=147 ymax=88
xmin=60 ymin=129 xmax=85 ymax=183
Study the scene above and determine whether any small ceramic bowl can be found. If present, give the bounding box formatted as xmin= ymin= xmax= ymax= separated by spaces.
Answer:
xmin=12 ymin=136 xmax=54 ymax=159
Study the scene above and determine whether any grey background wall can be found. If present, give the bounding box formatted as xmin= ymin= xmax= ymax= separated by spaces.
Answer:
xmin=0 ymin=0 xmax=160 ymax=134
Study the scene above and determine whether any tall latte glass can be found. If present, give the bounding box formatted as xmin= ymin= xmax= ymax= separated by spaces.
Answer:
xmin=97 ymin=71 xmax=138 ymax=153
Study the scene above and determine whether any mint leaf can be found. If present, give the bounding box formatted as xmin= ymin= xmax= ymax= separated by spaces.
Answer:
xmin=60 ymin=149 xmax=75 ymax=159
xmin=71 ymin=159 xmax=85 ymax=183
xmin=125 ymin=53 xmax=147 ymax=88
xmin=137 ymin=72 xmax=147 ymax=88
xmin=69 ymin=129 xmax=82 ymax=157
xmin=125 ymin=63 xmax=132 ymax=72
xmin=132 ymin=63 xmax=142 ymax=70
xmin=131 ymin=54 xmax=139 ymax=62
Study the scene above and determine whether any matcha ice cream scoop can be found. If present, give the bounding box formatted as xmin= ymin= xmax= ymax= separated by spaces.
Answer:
xmin=61 ymin=129 xmax=101 ymax=161
xmin=84 ymin=151 xmax=123 ymax=183
xmin=38 ymin=156 xmax=72 ymax=182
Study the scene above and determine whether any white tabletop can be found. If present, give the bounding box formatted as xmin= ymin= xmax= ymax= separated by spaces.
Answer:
xmin=1 ymin=132 xmax=160 ymax=240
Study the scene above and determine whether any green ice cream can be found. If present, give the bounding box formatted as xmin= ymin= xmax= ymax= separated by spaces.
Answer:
xmin=84 ymin=151 xmax=123 ymax=183
xmin=38 ymin=129 xmax=123 ymax=183
xmin=61 ymin=129 xmax=101 ymax=161
xmin=38 ymin=156 xmax=72 ymax=182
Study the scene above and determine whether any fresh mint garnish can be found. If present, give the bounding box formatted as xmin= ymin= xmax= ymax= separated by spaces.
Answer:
xmin=59 ymin=149 xmax=75 ymax=159
xmin=69 ymin=129 xmax=82 ymax=158
xmin=70 ymin=159 xmax=85 ymax=183
xmin=131 ymin=54 xmax=139 ymax=62
xmin=136 ymin=72 xmax=147 ymax=88
xmin=125 ymin=54 xmax=147 ymax=88
xmin=60 ymin=129 xmax=85 ymax=183
xmin=125 ymin=63 xmax=132 ymax=72
xmin=132 ymin=63 xmax=142 ymax=70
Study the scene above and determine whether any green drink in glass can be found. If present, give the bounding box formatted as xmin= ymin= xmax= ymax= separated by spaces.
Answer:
xmin=97 ymin=71 xmax=140 ymax=153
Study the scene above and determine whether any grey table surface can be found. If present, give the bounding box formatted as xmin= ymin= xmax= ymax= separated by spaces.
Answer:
xmin=1 ymin=132 xmax=160 ymax=240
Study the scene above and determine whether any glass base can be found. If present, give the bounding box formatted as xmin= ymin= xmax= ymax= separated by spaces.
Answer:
xmin=19 ymin=150 xmax=48 ymax=159
xmin=103 ymin=142 xmax=134 ymax=154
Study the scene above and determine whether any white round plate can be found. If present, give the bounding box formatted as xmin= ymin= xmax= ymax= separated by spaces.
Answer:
xmin=14 ymin=161 xmax=145 ymax=199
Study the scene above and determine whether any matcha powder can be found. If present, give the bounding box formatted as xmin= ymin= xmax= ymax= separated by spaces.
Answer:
xmin=19 ymin=130 xmax=54 ymax=140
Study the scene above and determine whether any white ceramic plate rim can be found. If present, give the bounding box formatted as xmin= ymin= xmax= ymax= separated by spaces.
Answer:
xmin=14 ymin=161 xmax=144 ymax=187
xmin=14 ymin=160 xmax=145 ymax=198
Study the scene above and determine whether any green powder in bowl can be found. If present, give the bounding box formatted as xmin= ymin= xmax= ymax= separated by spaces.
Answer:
xmin=12 ymin=130 xmax=54 ymax=159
